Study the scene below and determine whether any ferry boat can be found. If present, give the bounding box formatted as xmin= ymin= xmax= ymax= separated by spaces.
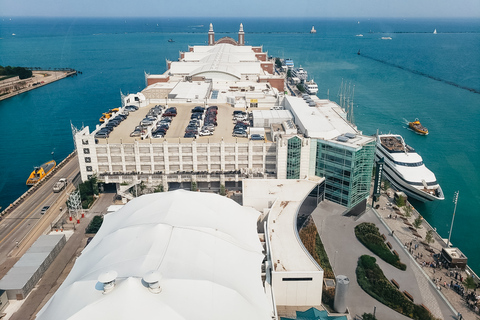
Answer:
xmin=408 ymin=119 xmax=428 ymax=135
xmin=26 ymin=160 xmax=56 ymax=186
xmin=310 ymin=26 xmax=316 ymax=34
xmin=375 ymin=134 xmax=444 ymax=202
xmin=304 ymin=80 xmax=318 ymax=95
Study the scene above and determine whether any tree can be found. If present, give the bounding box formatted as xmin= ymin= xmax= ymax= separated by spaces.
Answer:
xmin=85 ymin=215 xmax=103 ymax=234
xmin=154 ymin=184 xmax=164 ymax=193
xmin=463 ymin=276 xmax=476 ymax=292
xmin=395 ymin=195 xmax=406 ymax=207
xmin=287 ymin=69 xmax=292 ymax=78
xmin=220 ymin=184 xmax=226 ymax=196
xmin=381 ymin=179 xmax=391 ymax=192
xmin=275 ymin=58 xmax=282 ymax=69
xmin=404 ymin=204 xmax=413 ymax=218
xmin=191 ymin=181 xmax=197 ymax=191
xmin=425 ymin=230 xmax=434 ymax=244
xmin=413 ymin=216 xmax=423 ymax=229
xmin=362 ymin=313 xmax=378 ymax=320
xmin=296 ymin=83 xmax=305 ymax=93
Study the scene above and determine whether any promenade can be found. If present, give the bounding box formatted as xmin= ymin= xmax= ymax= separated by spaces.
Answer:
xmin=309 ymin=189 xmax=479 ymax=320
xmin=373 ymin=191 xmax=479 ymax=320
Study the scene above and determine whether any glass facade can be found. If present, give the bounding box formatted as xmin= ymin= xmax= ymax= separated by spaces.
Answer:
xmin=286 ymin=136 xmax=302 ymax=179
xmin=315 ymin=140 xmax=375 ymax=208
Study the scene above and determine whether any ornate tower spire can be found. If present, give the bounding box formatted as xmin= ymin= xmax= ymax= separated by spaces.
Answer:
xmin=208 ymin=23 xmax=215 ymax=45
xmin=238 ymin=23 xmax=245 ymax=46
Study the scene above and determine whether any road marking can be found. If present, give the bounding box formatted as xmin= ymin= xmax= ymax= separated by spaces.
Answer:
xmin=0 ymin=202 xmax=44 ymax=245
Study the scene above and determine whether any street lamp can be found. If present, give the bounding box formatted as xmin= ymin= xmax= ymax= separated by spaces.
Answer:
xmin=333 ymin=250 xmax=338 ymax=272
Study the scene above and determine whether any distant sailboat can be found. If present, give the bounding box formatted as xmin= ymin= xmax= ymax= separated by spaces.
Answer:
xmin=433 ymin=29 xmax=437 ymax=34
xmin=310 ymin=26 xmax=316 ymax=34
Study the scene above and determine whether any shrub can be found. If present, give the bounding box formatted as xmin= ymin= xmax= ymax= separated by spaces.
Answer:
xmin=355 ymin=222 xmax=406 ymax=271
xmin=322 ymin=286 xmax=335 ymax=310
xmin=356 ymin=255 xmax=440 ymax=320
xmin=299 ymin=219 xmax=334 ymax=278
xmin=86 ymin=215 xmax=103 ymax=234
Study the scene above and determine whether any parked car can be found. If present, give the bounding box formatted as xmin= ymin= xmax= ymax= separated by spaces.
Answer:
xmin=95 ymin=131 xmax=109 ymax=138
xmin=184 ymin=132 xmax=197 ymax=138
xmin=192 ymin=106 xmax=205 ymax=113
xmin=202 ymin=124 xmax=215 ymax=132
xmin=199 ymin=130 xmax=213 ymax=136
xmin=250 ymin=134 xmax=264 ymax=140
xmin=233 ymin=131 xmax=248 ymax=138
xmin=125 ymin=105 xmax=138 ymax=111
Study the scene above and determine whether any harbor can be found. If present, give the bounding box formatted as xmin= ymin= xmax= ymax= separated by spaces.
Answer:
xmin=0 ymin=17 xmax=479 ymax=320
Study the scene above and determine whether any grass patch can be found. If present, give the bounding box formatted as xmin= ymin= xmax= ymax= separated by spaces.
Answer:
xmin=355 ymin=222 xmax=406 ymax=271
xmin=356 ymin=255 xmax=440 ymax=320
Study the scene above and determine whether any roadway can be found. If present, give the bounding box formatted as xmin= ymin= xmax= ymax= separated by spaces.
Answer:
xmin=0 ymin=153 xmax=80 ymax=273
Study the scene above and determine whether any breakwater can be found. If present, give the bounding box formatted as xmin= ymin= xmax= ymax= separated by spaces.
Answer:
xmin=357 ymin=52 xmax=480 ymax=94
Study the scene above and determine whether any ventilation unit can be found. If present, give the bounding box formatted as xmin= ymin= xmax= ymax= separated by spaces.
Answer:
xmin=98 ymin=270 xmax=118 ymax=294
xmin=143 ymin=271 xmax=163 ymax=294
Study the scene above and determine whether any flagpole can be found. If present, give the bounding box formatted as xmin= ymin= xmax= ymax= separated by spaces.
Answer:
xmin=446 ymin=191 xmax=459 ymax=248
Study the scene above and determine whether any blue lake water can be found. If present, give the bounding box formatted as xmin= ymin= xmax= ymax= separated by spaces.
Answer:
xmin=1 ymin=17 xmax=479 ymax=272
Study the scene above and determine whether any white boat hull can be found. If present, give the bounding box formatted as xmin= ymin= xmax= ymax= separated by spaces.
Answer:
xmin=376 ymin=156 xmax=444 ymax=202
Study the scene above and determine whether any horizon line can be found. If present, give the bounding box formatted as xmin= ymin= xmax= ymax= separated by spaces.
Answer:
xmin=2 ymin=15 xmax=480 ymax=20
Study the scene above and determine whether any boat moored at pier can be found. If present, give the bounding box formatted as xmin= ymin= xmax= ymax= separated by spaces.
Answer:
xmin=304 ymin=80 xmax=318 ymax=95
xmin=375 ymin=134 xmax=444 ymax=202
xmin=26 ymin=160 xmax=56 ymax=186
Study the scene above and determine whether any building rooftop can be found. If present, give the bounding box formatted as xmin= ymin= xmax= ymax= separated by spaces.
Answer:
xmin=92 ymin=102 xmax=278 ymax=144
xmin=285 ymin=96 xmax=374 ymax=148
xmin=0 ymin=235 xmax=65 ymax=290
xmin=243 ymin=179 xmax=324 ymax=273
xmin=36 ymin=190 xmax=272 ymax=320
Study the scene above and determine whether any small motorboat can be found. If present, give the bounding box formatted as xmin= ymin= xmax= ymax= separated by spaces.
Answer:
xmin=408 ymin=119 xmax=428 ymax=135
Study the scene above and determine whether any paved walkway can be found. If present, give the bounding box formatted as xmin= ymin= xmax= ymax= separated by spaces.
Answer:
xmin=311 ymin=199 xmax=457 ymax=320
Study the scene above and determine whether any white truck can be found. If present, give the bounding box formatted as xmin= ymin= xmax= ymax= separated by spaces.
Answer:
xmin=53 ymin=178 xmax=68 ymax=192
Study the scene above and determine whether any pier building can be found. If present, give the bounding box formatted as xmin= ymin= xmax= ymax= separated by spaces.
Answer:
xmin=73 ymin=24 xmax=375 ymax=212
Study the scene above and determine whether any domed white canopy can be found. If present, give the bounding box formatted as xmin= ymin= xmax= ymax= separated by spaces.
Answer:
xmin=36 ymin=190 xmax=271 ymax=320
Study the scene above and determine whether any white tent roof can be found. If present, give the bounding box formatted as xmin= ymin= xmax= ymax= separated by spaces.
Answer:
xmin=36 ymin=190 xmax=271 ymax=320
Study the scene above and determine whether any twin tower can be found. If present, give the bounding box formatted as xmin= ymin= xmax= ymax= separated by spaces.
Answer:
xmin=208 ymin=23 xmax=245 ymax=46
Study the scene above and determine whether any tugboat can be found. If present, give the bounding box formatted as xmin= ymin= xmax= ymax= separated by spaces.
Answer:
xmin=408 ymin=119 xmax=429 ymax=135
xmin=26 ymin=160 xmax=56 ymax=186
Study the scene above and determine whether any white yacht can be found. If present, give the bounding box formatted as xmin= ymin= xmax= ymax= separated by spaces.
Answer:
xmin=375 ymin=134 xmax=444 ymax=202
xmin=292 ymin=66 xmax=308 ymax=82
xmin=304 ymin=80 xmax=318 ymax=95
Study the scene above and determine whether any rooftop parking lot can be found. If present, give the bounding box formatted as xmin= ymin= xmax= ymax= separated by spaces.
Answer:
xmin=96 ymin=102 xmax=273 ymax=144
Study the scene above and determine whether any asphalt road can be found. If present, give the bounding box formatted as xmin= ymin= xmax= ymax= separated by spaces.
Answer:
xmin=0 ymin=153 xmax=80 ymax=269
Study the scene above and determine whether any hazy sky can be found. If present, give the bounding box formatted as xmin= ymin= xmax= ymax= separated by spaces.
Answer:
xmin=1 ymin=0 xmax=479 ymax=18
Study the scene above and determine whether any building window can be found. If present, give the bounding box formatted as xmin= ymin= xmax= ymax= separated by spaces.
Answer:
xmin=83 ymin=148 xmax=90 ymax=154
xmin=87 ymin=175 xmax=93 ymax=180
xmin=286 ymin=136 xmax=301 ymax=179
xmin=85 ymin=157 xmax=91 ymax=163
xmin=82 ymin=139 xmax=89 ymax=145
xmin=86 ymin=166 xmax=93 ymax=172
